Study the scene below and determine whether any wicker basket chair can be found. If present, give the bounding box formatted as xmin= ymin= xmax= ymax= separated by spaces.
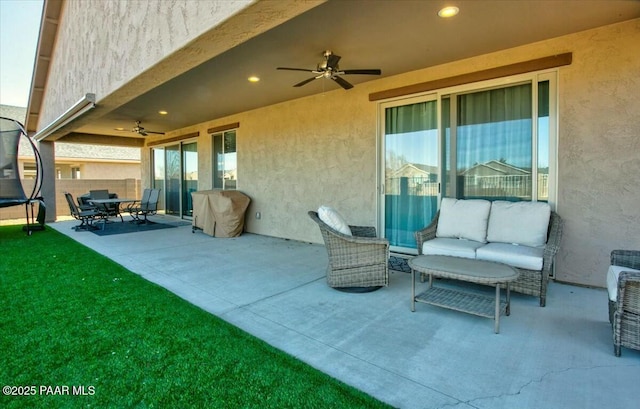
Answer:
xmin=415 ymin=210 xmax=563 ymax=307
xmin=608 ymin=250 xmax=640 ymax=357
xmin=308 ymin=211 xmax=389 ymax=292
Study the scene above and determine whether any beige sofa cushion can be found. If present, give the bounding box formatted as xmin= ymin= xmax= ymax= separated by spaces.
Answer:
xmin=422 ymin=237 xmax=484 ymax=259
xmin=607 ymin=265 xmax=640 ymax=302
xmin=476 ymin=242 xmax=544 ymax=270
xmin=486 ymin=201 xmax=551 ymax=247
xmin=436 ymin=198 xmax=491 ymax=243
xmin=318 ymin=206 xmax=352 ymax=236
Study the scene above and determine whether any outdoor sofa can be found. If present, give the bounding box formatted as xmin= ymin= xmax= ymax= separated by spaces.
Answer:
xmin=415 ymin=198 xmax=563 ymax=307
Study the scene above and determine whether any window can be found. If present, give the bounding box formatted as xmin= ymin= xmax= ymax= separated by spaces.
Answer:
xmin=23 ymin=163 xmax=37 ymax=179
xmin=212 ymin=130 xmax=237 ymax=189
xmin=441 ymin=74 xmax=555 ymax=204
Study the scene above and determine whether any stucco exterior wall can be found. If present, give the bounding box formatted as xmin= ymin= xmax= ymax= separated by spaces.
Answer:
xmin=148 ymin=19 xmax=639 ymax=288
xmin=39 ymin=0 xmax=254 ymax=128
xmin=555 ymin=20 xmax=640 ymax=286
xmin=37 ymin=0 xmax=324 ymax=134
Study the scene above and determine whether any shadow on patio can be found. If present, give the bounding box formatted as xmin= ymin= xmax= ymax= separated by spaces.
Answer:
xmin=49 ymin=216 xmax=639 ymax=409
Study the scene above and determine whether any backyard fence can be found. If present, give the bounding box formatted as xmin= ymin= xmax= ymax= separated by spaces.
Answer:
xmin=0 ymin=179 xmax=141 ymax=221
xmin=386 ymin=174 xmax=548 ymax=200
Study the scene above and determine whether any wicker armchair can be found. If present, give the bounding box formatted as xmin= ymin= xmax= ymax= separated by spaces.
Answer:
xmin=608 ymin=250 xmax=640 ymax=357
xmin=308 ymin=211 xmax=389 ymax=292
xmin=415 ymin=210 xmax=563 ymax=307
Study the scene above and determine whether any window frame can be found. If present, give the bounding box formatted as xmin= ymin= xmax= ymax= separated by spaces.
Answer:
xmin=435 ymin=70 xmax=558 ymax=207
xmin=211 ymin=129 xmax=238 ymax=190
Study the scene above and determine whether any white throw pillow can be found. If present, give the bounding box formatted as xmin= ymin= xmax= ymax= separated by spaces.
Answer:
xmin=318 ymin=206 xmax=352 ymax=236
xmin=436 ymin=198 xmax=491 ymax=243
xmin=486 ymin=201 xmax=551 ymax=247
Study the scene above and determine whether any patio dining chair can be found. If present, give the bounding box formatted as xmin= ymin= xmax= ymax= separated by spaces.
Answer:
xmin=309 ymin=207 xmax=389 ymax=292
xmin=127 ymin=188 xmax=161 ymax=224
xmin=89 ymin=189 xmax=123 ymax=222
xmin=607 ymin=249 xmax=640 ymax=356
xmin=64 ymin=192 xmax=102 ymax=231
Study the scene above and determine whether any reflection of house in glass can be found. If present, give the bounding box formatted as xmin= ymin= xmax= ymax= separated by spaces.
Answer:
xmin=386 ymin=163 xmax=438 ymax=196
xmin=386 ymin=160 xmax=548 ymax=201
xmin=224 ymin=168 xmax=237 ymax=181
xmin=459 ymin=160 xmax=547 ymax=200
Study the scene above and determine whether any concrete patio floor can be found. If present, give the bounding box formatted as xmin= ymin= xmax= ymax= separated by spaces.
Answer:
xmin=49 ymin=216 xmax=639 ymax=409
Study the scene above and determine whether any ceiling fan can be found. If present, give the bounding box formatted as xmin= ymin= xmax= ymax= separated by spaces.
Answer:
xmin=132 ymin=120 xmax=164 ymax=136
xmin=277 ymin=50 xmax=381 ymax=90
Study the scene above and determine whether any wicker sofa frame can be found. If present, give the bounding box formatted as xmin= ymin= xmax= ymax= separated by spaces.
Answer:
xmin=308 ymin=211 xmax=389 ymax=290
xmin=415 ymin=210 xmax=563 ymax=307
xmin=609 ymin=250 xmax=640 ymax=357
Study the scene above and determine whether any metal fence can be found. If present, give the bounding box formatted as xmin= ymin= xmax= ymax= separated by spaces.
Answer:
xmin=386 ymin=174 xmax=548 ymax=200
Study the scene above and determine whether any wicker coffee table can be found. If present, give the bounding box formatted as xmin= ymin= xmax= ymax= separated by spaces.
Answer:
xmin=409 ymin=255 xmax=519 ymax=333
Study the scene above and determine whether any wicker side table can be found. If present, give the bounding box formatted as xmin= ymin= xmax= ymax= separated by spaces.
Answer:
xmin=409 ymin=255 xmax=519 ymax=333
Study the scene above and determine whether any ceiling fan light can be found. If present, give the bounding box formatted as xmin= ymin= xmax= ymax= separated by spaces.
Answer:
xmin=438 ymin=6 xmax=459 ymax=18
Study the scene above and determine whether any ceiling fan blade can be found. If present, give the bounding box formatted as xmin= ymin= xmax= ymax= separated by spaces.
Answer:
xmin=332 ymin=76 xmax=353 ymax=90
xmin=293 ymin=77 xmax=317 ymax=87
xmin=146 ymin=130 xmax=165 ymax=135
xmin=326 ymin=54 xmax=341 ymax=70
xmin=342 ymin=69 xmax=382 ymax=75
xmin=277 ymin=67 xmax=314 ymax=72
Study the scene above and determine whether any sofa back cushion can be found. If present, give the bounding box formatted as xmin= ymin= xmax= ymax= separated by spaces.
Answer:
xmin=318 ymin=206 xmax=352 ymax=236
xmin=486 ymin=201 xmax=551 ymax=247
xmin=436 ymin=198 xmax=491 ymax=243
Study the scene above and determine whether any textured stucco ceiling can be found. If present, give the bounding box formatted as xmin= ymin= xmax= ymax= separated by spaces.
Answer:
xmin=72 ymin=0 xmax=640 ymax=140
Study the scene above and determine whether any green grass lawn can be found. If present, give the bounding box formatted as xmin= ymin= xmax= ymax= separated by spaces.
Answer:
xmin=0 ymin=225 xmax=392 ymax=408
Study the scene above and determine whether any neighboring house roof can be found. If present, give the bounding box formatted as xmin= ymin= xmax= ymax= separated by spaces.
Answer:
xmin=412 ymin=163 xmax=438 ymax=174
xmin=389 ymin=163 xmax=438 ymax=178
xmin=54 ymin=143 xmax=140 ymax=161
xmin=462 ymin=160 xmax=530 ymax=176
xmin=0 ymin=105 xmax=27 ymax=124
xmin=1 ymin=104 xmax=140 ymax=162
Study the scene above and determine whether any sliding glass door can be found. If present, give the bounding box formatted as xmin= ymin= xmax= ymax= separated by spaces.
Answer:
xmin=152 ymin=140 xmax=198 ymax=218
xmin=182 ymin=142 xmax=198 ymax=217
xmin=381 ymin=95 xmax=440 ymax=252
xmin=379 ymin=72 xmax=556 ymax=254
xmin=152 ymin=148 xmax=165 ymax=210
xmin=165 ymin=145 xmax=180 ymax=216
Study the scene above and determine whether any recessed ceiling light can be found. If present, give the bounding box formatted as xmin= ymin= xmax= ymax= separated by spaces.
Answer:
xmin=114 ymin=127 xmax=125 ymax=131
xmin=438 ymin=6 xmax=459 ymax=18
xmin=248 ymin=76 xmax=260 ymax=83
xmin=158 ymin=110 xmax=168 ymax=115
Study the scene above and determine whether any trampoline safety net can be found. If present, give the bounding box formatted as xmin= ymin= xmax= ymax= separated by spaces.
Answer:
xmin=0 ymin=116 xmax=45 ymax=234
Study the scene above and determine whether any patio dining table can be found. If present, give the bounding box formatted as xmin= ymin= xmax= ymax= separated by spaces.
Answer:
xmin=88 ymin=198 xmax=138 ymax=223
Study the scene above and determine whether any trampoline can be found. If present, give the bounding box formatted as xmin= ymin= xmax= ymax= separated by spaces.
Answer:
xmin=0 ymin=116 xmax=45 ymax=234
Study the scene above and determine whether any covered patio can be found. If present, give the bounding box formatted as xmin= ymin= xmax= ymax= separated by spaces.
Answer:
xmin=48 ymin=217 xmax=638 ymax=409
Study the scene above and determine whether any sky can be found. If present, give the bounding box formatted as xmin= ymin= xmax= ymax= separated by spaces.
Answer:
xmin=0 ymin=0 xmax=44 ymax=107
